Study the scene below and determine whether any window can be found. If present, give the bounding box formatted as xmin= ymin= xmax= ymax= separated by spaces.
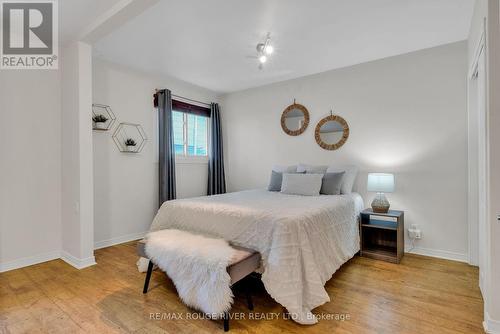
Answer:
xmin=172 ymin=100 xmax=209 ymax=157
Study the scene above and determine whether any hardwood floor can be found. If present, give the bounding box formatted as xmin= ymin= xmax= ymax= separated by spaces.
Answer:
xmin=0 ymin=242 xmax=484 ymax=333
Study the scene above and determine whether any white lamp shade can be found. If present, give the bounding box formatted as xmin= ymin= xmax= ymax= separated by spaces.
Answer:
xmin=367 ymin=173 xmax=395 ymax=193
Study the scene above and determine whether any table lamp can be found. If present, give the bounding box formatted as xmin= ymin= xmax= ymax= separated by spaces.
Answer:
xmin=367 ymin=173 xmax=395 ymax=213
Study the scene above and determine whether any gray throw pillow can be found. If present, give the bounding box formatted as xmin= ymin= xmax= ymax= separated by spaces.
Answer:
xmin=320 ymin=172 xmax=346 ymax=195
xmin=268 ymin=170 xmax=283 ymax=191
xmin=297 ymin=164 xmax=328 ymax=174
xmin=326 ymin=165 xmax=358 ymax=194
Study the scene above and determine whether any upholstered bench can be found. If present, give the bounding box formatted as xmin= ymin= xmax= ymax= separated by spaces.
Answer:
xmin=137 ymin=239 xmax=260 ymax=331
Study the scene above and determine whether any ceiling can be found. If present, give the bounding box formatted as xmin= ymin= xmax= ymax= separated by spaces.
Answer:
xmin=59 ymin=0 xmax=124 ymax=44
xmin=92 ymin=0 xmax=475 ymax=93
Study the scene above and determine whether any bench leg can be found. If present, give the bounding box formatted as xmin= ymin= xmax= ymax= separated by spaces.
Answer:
xmin=143 ymin=260 xmax=154 ymax=294
xmin=245 ymin=281 xmax=253 ymax=311
xmin=223 ymin=311 xmax=229 ymax=331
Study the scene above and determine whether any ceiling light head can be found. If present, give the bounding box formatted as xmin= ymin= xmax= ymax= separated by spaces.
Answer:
xmin=255 ymin=33 xmax=273 ymax=69
xmin=264 ymin=45 xmax=273 ymax=55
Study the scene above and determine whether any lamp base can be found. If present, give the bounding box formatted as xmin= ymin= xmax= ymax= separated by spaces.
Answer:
xmin=371 ymin=193 xmax=390 ymax=213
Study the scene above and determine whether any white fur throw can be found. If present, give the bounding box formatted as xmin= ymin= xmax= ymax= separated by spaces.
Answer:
xmin=136 ymin=257 xmax=150 ymax=272
xmin=144 ymin=229 xmax=237 ymax=317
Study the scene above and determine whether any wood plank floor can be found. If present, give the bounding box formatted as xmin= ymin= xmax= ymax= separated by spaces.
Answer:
xmin=0 ymin=242 xmax=484 ymax=333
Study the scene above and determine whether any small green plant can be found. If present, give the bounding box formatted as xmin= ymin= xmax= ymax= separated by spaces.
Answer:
xmin=92 ymin=114 xmax=108 ymax=123
xmin=125 ymin=138 xmax=137 ymax=146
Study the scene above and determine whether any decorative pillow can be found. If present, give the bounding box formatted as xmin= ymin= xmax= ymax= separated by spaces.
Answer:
xmin=297 ymin=163 xmax=328 ymax=174
xmin=326 ymin=165 xmax=358 ymax=194
xmin=267 ymin=170 xmax=283 ymax=192
xmin=320 ymin=172 xmax=345 ymax=195
xmin=281 ymin=173 xmax=323 ymax=196
xmin=272 ymin=165 xmax=297 ymax=173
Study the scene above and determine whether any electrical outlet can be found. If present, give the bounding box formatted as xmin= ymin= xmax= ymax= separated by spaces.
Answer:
xmin=414 ymin=229 xmax=422 ymax=239
xmin=408 ymin=227 xmax=422 ymax=240
xmin=408 ymin=229 xmax=416 ymax=239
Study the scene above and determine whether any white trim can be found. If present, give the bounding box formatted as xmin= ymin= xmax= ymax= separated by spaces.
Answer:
xmin=467 ymin=74 xmax=477 ymax=266
xmin=469 ymin=21 xmax=486 ymax=79
xmin=479 ymin=271 xmax=485 ymax=296
xmin=484 ymin=312 xmax=500 ymax=334
xmin=404 ymin=245 xmax=467 ymax=263
xmin=467 ymin=20 xmax=487 ymax=267
xmin=94 ymin=231 xmax=147 ymax=250
xmin=175 ymin=155 xmax=209 ymax=164
xmin=0 ymin=250 xmax=61 ymax=273
xmin=60 ymin=251 xmax=96 ymax=269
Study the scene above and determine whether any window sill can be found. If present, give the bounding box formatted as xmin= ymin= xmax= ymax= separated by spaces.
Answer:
xmin=175 ymin=156 xmax=209 ymax=165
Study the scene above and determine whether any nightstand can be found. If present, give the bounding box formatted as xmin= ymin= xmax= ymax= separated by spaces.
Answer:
xmin=360 ymin=209 xmax=404 ymax=263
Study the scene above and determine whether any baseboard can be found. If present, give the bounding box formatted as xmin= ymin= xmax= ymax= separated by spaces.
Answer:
xmin=484 ymin=312 xmax=500 ymax=334
xmin=479 ymin=271 xmax=485 ymax=297
xmin=60 ymin=251 xmax=96 ymax=269
xmin=94 ymin=231 xmax=147 ymax=250
xmin=0 ymin=232 xmax=145 ymax=272
xmin=0 ymin=238 xmax=466 ymax=272
xmin=405 ymin=245 xmax=467 ymax=263
xmin=0 ymin=250 xmax=61 ymax=273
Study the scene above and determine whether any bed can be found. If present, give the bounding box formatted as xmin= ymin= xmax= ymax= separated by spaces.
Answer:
xmin=149 ymin=189 xmax=364 ymax=324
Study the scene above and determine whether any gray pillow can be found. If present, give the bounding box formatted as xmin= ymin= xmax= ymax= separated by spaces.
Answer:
xmin=320 ymin=172 xmax=345 ymax=195
xmin=272 ymin=165 xmax=297 ymax=173
xmin=297 ymin=164 xmax=328 ymax=174
xmin=268 ymin=170 xmax=283 ymax=191
xmin=326 ymin=165 xmax=358 ymax=194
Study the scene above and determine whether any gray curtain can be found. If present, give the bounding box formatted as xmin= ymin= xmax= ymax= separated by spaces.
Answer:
xmin=208 ymin=103 xmax=226 ymax=195
xmin=158 ymin=89 xmax=176 ymax=205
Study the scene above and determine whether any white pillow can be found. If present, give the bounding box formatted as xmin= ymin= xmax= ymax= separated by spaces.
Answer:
xmin=272 ymin=165 xmax=297 ymax=173
xmin=281 ymin=173 xmax=323 ymax=196
xmin=296 ymin=163 xmax=328 ymax=174
xmin=326 ymin=165 xmax=358 ymax=194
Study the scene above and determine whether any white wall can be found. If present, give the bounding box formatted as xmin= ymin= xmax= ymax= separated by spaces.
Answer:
xmin=60 ymin=42 xmax=95 ymax=268
xmin=221 ymin=41 xmax=468 ymax=261
xmin=92 ymin=59 xmax=218 ymax=248
xmin=0 ymin=70 xmax=62 ymax=271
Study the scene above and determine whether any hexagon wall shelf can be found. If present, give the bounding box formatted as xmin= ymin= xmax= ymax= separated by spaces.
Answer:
xmin=112 ymin=122 xmax=147 ymax=153
xmin=92 ymin=104 xmax=116 ymax=131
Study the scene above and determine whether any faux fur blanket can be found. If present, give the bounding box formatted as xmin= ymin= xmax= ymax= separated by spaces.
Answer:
xmin=144 ymin=229 xmax=237 ymax=317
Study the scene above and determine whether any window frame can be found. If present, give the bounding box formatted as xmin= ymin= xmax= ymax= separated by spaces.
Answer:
xmin=172 ymin=100 xmax=210 ymax=163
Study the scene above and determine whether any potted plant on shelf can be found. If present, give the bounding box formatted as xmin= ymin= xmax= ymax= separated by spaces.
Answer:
xmin=92 ymin=114 xmax=108 ymax=129
xmin=125 ymin=138 xmax=137 ymax=152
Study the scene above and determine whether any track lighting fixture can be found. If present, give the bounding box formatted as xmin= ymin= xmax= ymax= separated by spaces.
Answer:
xmin=256 ymin=33 xmax=273 ymax=69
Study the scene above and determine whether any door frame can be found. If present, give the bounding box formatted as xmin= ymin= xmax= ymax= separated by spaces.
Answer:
xmin=467 ymin=20 xmax=488 ymax=296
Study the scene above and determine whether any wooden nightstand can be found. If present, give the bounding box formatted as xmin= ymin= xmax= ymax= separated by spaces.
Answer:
xmin=360 ymin=209 xmax=404 ymax=263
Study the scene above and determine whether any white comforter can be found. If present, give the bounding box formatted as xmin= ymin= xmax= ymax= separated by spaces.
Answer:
xmin=149 ymin=189 xmax=364 ymax=324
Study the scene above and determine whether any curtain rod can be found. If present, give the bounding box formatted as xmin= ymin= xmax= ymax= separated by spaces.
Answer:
xmin=172 ymin=94 xmax=211 ymax=107
xmin=155 ymin=89 xmax=211 ymax=107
